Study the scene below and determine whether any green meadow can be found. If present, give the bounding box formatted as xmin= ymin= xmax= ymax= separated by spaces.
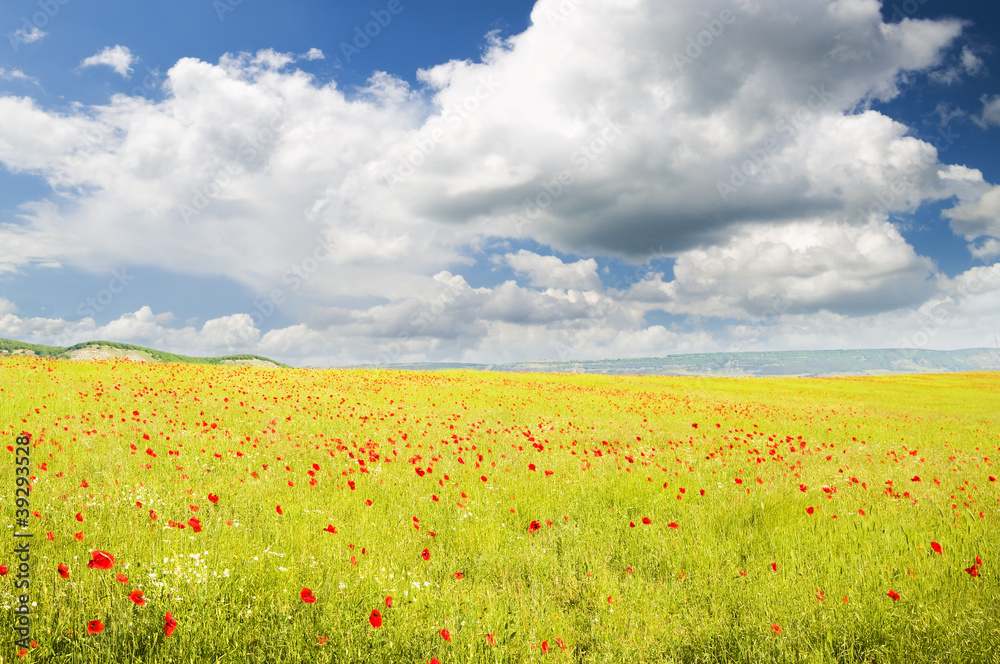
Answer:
xmin=1 ymin=358 xmax=998 ymax=663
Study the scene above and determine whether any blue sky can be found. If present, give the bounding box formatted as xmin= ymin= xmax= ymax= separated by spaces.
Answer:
xmin=1 ymin=0 xmax=999 ymax=366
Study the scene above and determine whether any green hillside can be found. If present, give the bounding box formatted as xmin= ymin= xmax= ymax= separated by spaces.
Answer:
xmin=0 ymin=337 xmax=289 ymax=368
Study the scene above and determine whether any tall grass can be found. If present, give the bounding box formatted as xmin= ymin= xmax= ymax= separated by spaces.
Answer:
xmin=0 ymin=359 xmax=997 ymax=662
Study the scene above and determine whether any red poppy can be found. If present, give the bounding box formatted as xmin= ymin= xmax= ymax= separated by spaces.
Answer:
xmin=428 ymin=659 xmax=441 ymax=664
xmin=421 ymin=549 xmax=430 ymax=561
xmin=668 ymin=522 xmax=679 ymax=529
xmin=58 ymin=563 xmax=70 ymax=579
xmin=301 ymin=588 xmax=316 ymax=603
xmin=369 ymin=609 xmax=382 ymax=628
xmin=931 ymin=541 xmax=942 ymax=555
xmin=440 ymin=628 xmax=451 ymax=642
xmin=74 ymin=532 xmax=84 ymax=541
xmin=556 ymin=637 xmax=566 ymax=650
xmin=858 ymin=509 xmax=866 ymax=516
xmin=806 ymin=507 xmax=815 ymax=515
xmin=324 ymin=524 xmax=338 ymax=534
xmin=486 ymin=633 xmax=496 ymax=645
xmin=207 ymin=493 xmax=219 ymax=503
xmin=87 ymin=550 xmax=114 ymax=570
xmin=87 ymin=620 xmax=104 ymax=635
xmin=454 ymin=572 xmax=464 ymax=579
xmin=481 ymin=475 xmax=488 ymax=482
xmin=46 ymin=532 xmax=54 ymax=540
xmin=385 ymin=596 xmax=393 ymax=608
xmin=76 ymin=512 xmax=83 ymax=522
xmin=149 ymin=509 xmax=158 ymax=521
xmin=116 ymin=573 xmax=128 ymax=583
xmin=348 ymin=480 xmax=356 ymax=490
xmin=0 ymin=564 xmax=7 ymax=576
xmin=771 ymin=562 xmax=777 ymax=572
xmin=129 ymin=590 xmax=147 ymax=607
xmin=734 ymin=477 xmax=742 ymax=484
xmin=542 ymin=641 xmax=549 ymax=654
xmin=164 ymin=612 xmax=178 ymax=637
xmin=966 ymin=566 xmax=980 ymax=577
xmin=276 ymin=505 xmax=283 ymax=515
xmin=887 ymin=589 xmax=900 ymax=601
xmin=771 ymin=624 xmax=782 ymax=635
xmin=187 ymin=517 xmax=202 ymax=533
xmin=629 ymin=521 xmax=636 ymax=528
xmin=641 ymin=517 xmax=651 ymax=525
xmin=815 ymin=589 xmax=825 ymax=602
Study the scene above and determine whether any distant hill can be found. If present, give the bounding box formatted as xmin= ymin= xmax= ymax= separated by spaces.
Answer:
xmin=0 ymin=338 xmax=288 ymax=368
xmin=367 ymin=348 xmax=1000 ymax=377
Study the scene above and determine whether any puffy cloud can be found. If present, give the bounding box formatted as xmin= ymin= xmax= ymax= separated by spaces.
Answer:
xmin=0 ymin=0 xmax=995 ymax=364
xmin=81 ymin=45 xmax=137 ymax=78
xmin=7 ymin=26 xmax=45 ymax=48
xmin=976 ymin=94 xmax=1000 ymax=128
xmin=301 ymin=48 xmax=325 ymax=61
xmin=505 ymin=250 xmax=601 ymax=290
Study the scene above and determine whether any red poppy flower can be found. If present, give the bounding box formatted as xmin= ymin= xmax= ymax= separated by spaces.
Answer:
xmin=771 ymin=624 xmax=782 ymax=635
xmin=301 ymin=588 xmax=316 ymax=603
xmin=116 ymin=573 xmax=128 ymax=583
xmin=771 ymin=562 xmax=777 ymax=572
xmin=858 ymin=508 xmax=866 ymax=516
xmin=87 ymin=620 xmax=104 ymax=635
xmin=324 ymin=524 xmax=338 ymax=534
xmin=207 ymin=493 xmax=219 ymax=503
xmin=454 ymin=572 xmax=464 ymax=579
xmin=486 ymin=633 xmax=496 ymax=645
xmin=46 ymin=532 xmax=54 ymax=540
xmin=806 ymin=507 xmax=815 ymax=515
xmin=129 ymin=590 xmax=147 ymax=607
xmin=421 ymin=549 xmax=430 ymax=561
xmin=428 ymin=659 xmax=441 ymax=664
xmin=76 ymin=512 xmax=83 ymax=522
xmin=276 ymin=505 xmax=283 ymax=515
xmin=58 ymin=563 xmax=70 ymax=579
xmin=887 ymin=589 xmax=900 ymax=601
xmin=931 ymin=541 xmax=942 ymax=555
xmin=481 ymin=475 xmax=488 ymax=482
xmin=556 ymin=637 xmax=566 ymax=650
xmin=734 ymin=477 xmax=742 ymax=484
xmin=149 ymin=509 xmax=158 ymax=521
xmin=74 ymin=532 xmax=84 ymax=541
xmin=440 ymin=628 xmax=451 ymax=642
xmin=815 ymin=589 xmax=825 ymax=602
xmin=187 ymin=517 xmax=202 ymax=533
xmin=87 ymin=550 xmax=114 ymax=570
xmin=668 ymin=522 xmax=679 ymax=529
xmin=0 ymin=564 xmax=6 ymax=576
xmin=164 ymin=612 xmax=178 ymax=637
xmin=369 ymin=609 xmax=382 ymax=628
xmin=966 ymin=566 xmax=980 ymax=577
xmin=641 ymin=517 xmax=651 ymax=525
xmin=629 ymin=521 xmax=636 ymax=528
xmin=528 ymin=520 xmax=541 ymax=532
xmin=542 ymin=641 xmax=549 ymax=654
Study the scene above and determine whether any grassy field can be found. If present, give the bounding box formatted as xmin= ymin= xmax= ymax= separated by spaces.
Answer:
xmin=0 ymin=358 xmax=998 ymax=663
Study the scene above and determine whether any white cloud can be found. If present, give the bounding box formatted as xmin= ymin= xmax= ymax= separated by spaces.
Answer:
xmin=0 ymin=68 xmax=35 ymax=83
xmin=944 ymin=185 xmax=1000 ymax=240
xmin=301 ymin=48 xmax=325 ymax=61
xmin=81 ymin=45 xmax=136 ymax=78
xmin=506 ymin=250 xmax=602 ymax=290
xmin=8 ymin=26 xmax=45 ymax=48
xmin=0 ymin=0 xmax=995 ymax=363
xmin=976 ymin=94 xmax=1000 ymax=128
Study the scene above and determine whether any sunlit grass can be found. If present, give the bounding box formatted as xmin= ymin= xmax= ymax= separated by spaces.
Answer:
xmin=0 ymin=359 xmax=998 ymax=662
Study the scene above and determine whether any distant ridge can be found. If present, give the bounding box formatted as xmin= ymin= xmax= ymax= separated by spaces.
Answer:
xmin=364 ymin=348 xmax=1000 ymax=377
xmin=0 ymin=338 xmax=289 ymax=368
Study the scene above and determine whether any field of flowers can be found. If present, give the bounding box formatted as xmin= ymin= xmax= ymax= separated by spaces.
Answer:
xmin=0 ymin=357 xmax=998 ymax=663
